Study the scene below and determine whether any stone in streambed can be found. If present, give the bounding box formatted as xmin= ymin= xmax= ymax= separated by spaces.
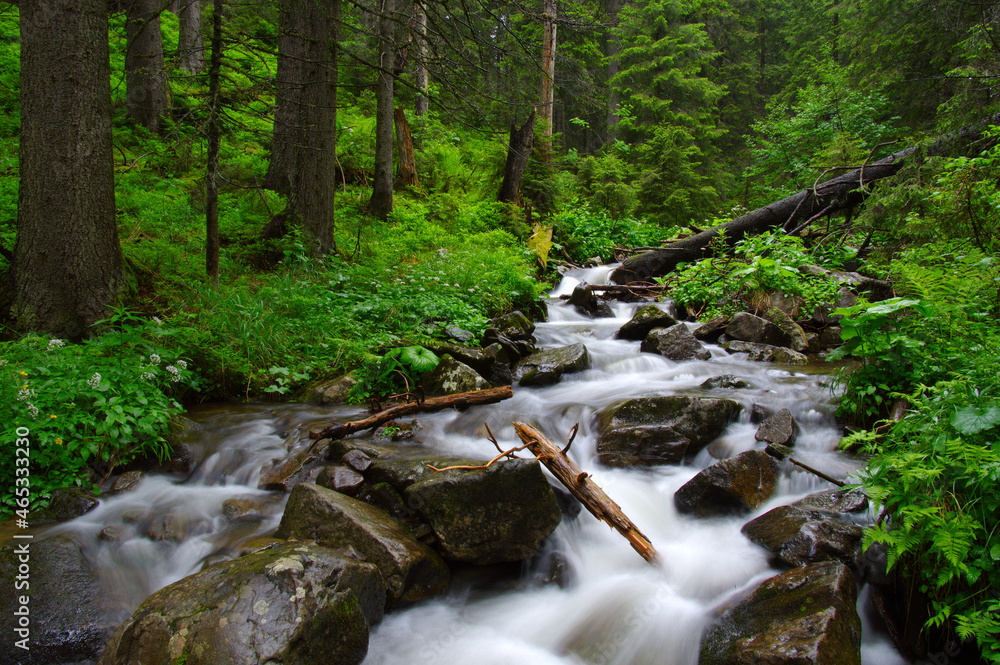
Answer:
xmin=700 ymin=561 xmax=861 ymax=665
xmin=421 ymin=356 xmax=491 ymax=396
xmin=569 ymin=284 xmax=614 ymax=318
xmin=722 ymin=339 xmax=809 ymax=365
xmin=673 ymin=450 xmax=780 ymax=517
xmin=316 ymin=465 xmax=366 ymax=496
xmin=596 ymin=396 xmax=742 ymax=467
xmin=741 ymin=504 xmax=865 ymax=571
xmin=404 ymin=458 xmax=562 ymax=564
xmin=615 ymin=305 xmax=678 ymax=340
xmin=726 ymin=312 xmax=793 ymax=347
xmin=516 ymin=343 xmax=591 ymax=387
xmin=700 ymin=374 xmax=755 ymax=390
xmin=754 ymin=408 xmax=800 ymax=447
xmin=640 ymin=323 xmax=711 ymax=361
xmin=97 ymin=542 xmax=384 ymax=665
xmin=276 ymin=483 xmax=450 ymax=605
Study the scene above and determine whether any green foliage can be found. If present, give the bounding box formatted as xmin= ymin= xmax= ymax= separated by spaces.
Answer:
xmin=0 ymin=313 xmax=199 ymax=513
xmin=552 ymin=205 xmax=665 ymax=263
xmin=348 ymin=345 xmax=441 ymax=404
xmin=663 ymin=230 xmax=843 ymax=319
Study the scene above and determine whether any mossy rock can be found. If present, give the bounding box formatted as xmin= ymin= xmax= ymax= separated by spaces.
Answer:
xmin=515 ymin=343 xmax=591 ymax=387
xmin=615 ymin=305 xmax=678 ymax=340
xmin=673 ymin=450 xmax=780 ymax=517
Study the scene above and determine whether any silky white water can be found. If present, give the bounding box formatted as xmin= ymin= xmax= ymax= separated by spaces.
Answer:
xmin=42 ymin=266 xmax=905 ymax=664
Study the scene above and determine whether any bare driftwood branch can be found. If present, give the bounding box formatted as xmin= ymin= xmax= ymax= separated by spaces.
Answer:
xmin=309 ymin=386 xmax=514 ymax=440
xmin=513 ymin=422 xmax=660 ymax=565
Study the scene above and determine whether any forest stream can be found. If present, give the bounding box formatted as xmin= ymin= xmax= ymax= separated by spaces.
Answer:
xmin=31 ymin=265 xmax=908 ymax=665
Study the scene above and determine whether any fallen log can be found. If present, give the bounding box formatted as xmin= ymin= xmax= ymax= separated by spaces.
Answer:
xmin=513 ymin=422 xmax=660 ymax=565
xmin=611 ymin=115 xmax=1000 ymax=284
xmin=309 ymin=386 xmax=514 ymax=440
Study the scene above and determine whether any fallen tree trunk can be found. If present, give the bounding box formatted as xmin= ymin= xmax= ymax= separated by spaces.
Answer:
xmin=309 ymin=386 xmax=514 ymax=440
xmin=611 ymin=117 xmax=999 ymax=284
xmin=513 ymin=422 xmax=660 ymax=565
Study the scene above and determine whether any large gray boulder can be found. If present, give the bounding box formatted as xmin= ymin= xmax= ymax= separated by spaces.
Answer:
xmin=424 ymin=341 xmax=512 ymax=386
xmin=741 ymin=504 xmax=865 ymax=571
xmin=639 ymin=323 xmax=711 ymax=361
xmin=722 ymin=340 xmax=809 ymax=365
xmin=597 ymin=396 xmax=742 ymax=467
xmin=615 ymin=305 xmax=678 ymax=340
xmin=1 ymin=535 xmax=119 ymax=665
xmin=515 ymin=343 xmax=591 ymax=387
xmin=98 ymin=542 xmax=384 ymax=665
xmin=700 ymin=561 xmax=861 ymax=665
xmin=276 ymin=483 xmax=450 ymax=605
xmin=404 ymin=458 xmax=562 ymax=564
xmin=421 ymin=356 xmax=490 ymax=396
xmin=726 ymin=312 xmax=793 ymax=347
xmin=673 ymin=450 xmax=780 ymax=517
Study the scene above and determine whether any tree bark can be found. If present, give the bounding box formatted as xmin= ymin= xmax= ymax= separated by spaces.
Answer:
xmin=6 ymin=0 xmax=120 ymax=340
xmin=414 ymin=0 xmax=429 ymax=116
xmin=367 ymin=0 xmax=397 ymax=220
xmin=205 ymin=0 xmax=222 ymax=285
xmin=610 ymin=120 xmax=1000 ymax=284
xmin=605 ymin=0 xmax=619 ymax=140
xmin=176 ymin=0 xmax=204 ymax=73
xmin=309 ymin=386 xmax=514 ymax=440
xmin=394 ymin=107 xmax=420 ymax=188
xmin=265 ymin=0 xmax=340 ymax=256
xmin=513 ymin=422 xmax=659 ymax=565
xmin=125 ymin=0 xmax=169 ymax=133
xmin=539 ymin=0 xmax=557 ymax=137
xmin=497 ymin=111 xmax=535 ymax=204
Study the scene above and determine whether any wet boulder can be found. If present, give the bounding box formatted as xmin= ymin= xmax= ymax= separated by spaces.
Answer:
xmin=309 ymin=374 xmax=359 ymax=405
xmin=692 ymin=316 xmax=728 ymax=343
xmin=754 ymin=408 xmax=800 ymax=447
xmin=316 ymin=465 xmax=366 ymax=496
xmin=276 ymin=483 xmax=450 ymax=605
xmin=1 ymin=535 xmax=120 ymax=665
xmin=424 ymin=341 xmax=511 ymax=386
xmin=421 ymin=356 xmax=490 ymax=396
xmin=722 ymin=340 xmax=809 ymax=365
xmin=98 ymin=542 xmax=384 ymax=665
xmin=794 ymin=488 xmax=869 ymax=515
xmin=700 ymin=561 xmax=861 ymax=665
xmin=487 ymin=310 xmax=535 ymax=341
xmin=569 ymin=284 xmax=614 ymax=318
xmin=615 ymin=305 xmax=678 ymax=340
xmin=222 ymin=497 xmax=269 ymax=521
xmin=597 ymin=396 xmax=742 ymax=467
xmin=404 ymin=458 xmax=563 ymax=564
xmin=43 ymin=486 xmax=99 ymax=520
xmin=516 ymin=343 xmax=591 ymax=387
xmin=768 ymin=310 xmax=810 ymax=352
xmin=726 ymin=312 xmax=793 ymax=347
xmin=110 ymin=470 xmax=144 ymax=494
xmin=639 ymin=324 xmax=711 ymax=361
xmin=673 ymin=450 xmax=780 ymax=517
xmin=741 ymin=504 xmax=865 ymax=571
xmin=700 ymin=375 xmax=754 ymax=390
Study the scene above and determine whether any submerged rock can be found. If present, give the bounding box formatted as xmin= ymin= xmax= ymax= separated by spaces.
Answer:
xmin=700 ymin=375 xmax=754 ymax=390
xmin=615 ymin=305 xmax=678 ymax=340
xmin=722 ymin=340 xmax=809 ymax=365
xmin=404 ymin=458 xmax=562 ymax=564
xmin=640 ymin=323 xmax=711 ymax=361
xmin=673 ymin=450 xmax=780 ymax=517
xmin=98 ymin=542 xmax=384 ymax=665
xmin=276 ymin=483 xmax=450 ymax=605
xmin=700 ymin=561 xmax=861 ymax=665
xmin=597 ymin=396 xmax=742 ymax=467
xmin=516 ymin=343 xmax=591 ymax=387
xmin=1 ymin=535 xmax=120 ymax=665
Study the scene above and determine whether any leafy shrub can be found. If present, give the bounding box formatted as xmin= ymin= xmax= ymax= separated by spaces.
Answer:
xmin=0 ymin=314 xmax=199 ymax=514
xmin=553 ymin=205 xmax=665 ymax=263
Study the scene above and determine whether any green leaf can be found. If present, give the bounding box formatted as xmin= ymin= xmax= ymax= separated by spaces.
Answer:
xmin=951 ymin=405 xmax=1000 ymax=435
xmin=399 ymin=346 xmax=439 ymax=374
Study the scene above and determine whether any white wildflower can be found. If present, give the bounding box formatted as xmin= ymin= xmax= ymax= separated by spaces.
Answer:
xmin=17 ymin=386 xmax=35 ymax=402
xmin=47 ymin=338 xmax=66 ymax=350
xmin=141 ymin=371 xmax=156 ymax=382
xmin=87 ymin=373 xmax=101 ymax=389
xmin=26 ymin=403 xmax=38 ymax=419
xmin=165 ymin=365 xmax=181 ymax=382
xmin=176 ymin=360 xmax=188 ymax=370
xmin=149 ymin=353 xmax=161 ymax=365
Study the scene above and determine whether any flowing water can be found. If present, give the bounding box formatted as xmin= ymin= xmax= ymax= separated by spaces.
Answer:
xmin=41 ymin=266 xmax=906 ymax=664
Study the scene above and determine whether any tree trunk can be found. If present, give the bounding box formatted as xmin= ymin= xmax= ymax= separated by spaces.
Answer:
xmin=176 ymin=0 xmax=205 ymax=73
xmin=205 ymin=0 xmax=222 ymax=285
xmin=7 ymin=0 xmax=120 ymax=340
xmin=394 ymin=107 xmax=420 ymax=188
xmin=605 ymin=0 xmax=619 ymax=140
xmin=125 ymin=0 xmax=169 ymax=133
xmin=414 ymin=0 xmax=429 ymax=116
xmin=265 ymin=0 xmax=340 ymax=255
xmin=610 ymin=120 xmax=999 ymax=284
xmin=368 ymin=0 xmax=397 ymax=220
xmin=539 ymin=0 xmax=557 ymax=137
xmin=497 ymin=111 xmax=536 ymax=204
